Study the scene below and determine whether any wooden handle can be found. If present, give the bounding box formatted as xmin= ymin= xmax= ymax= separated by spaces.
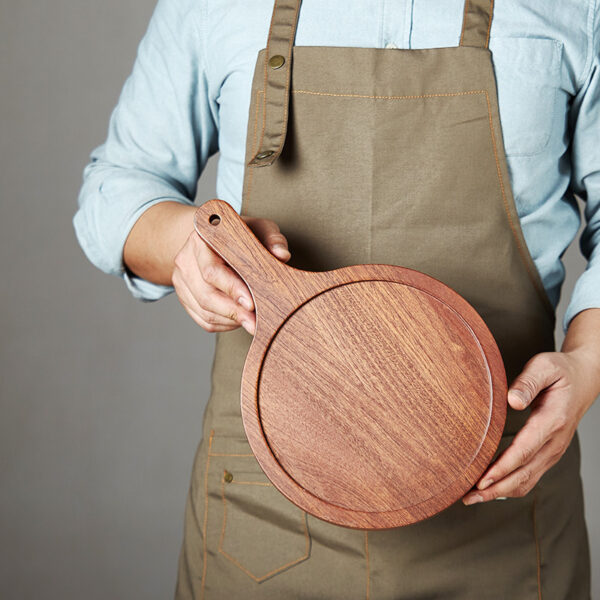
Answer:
xmin=193 ymin=199 xmax=313 ymax=324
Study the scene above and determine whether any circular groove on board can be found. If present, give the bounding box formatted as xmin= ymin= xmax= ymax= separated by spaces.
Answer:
xmin=257 ymin=280 xmax=493 ymax=514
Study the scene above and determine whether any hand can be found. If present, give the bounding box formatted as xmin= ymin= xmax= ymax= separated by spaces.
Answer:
xmin=462 ymin=349 xmax=599 ymax=505
xmin=172 ymin=214 xmax=291 ymax=335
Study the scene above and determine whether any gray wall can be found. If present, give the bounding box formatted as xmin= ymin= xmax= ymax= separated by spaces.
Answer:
xmin=1 ymin=1 xmax=598 ymax=598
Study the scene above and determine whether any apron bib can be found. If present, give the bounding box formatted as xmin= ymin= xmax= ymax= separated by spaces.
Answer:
xmin=176 ymin=1 xmax=590 ymax=598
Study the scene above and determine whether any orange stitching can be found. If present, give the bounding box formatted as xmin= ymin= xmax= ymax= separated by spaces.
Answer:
xmin=231 ymin=481 xmax=273 ymax=486
xmin=292 ymin=89 xmax=487 ymax=100
xmin=218 ymin=475 xmax=310 ymax=582
xmin=254 ymin=0 xmax=300 ymax=161
xmin=486 ymin=0 xmax=494 ymax=48
xmin=483 ymin=91 xmax=554 ymax=316
xmin=459 ymin=0 xmax=470 ymax=46
xmin=208 ymin=452 xmax=255 ymax=457
xmin=533 ymin=490 xmax=542 ymax=599
xmin=256 ymin=0 xmax=279 ymax=157
xmin=247 ymin=82 xmax=550 ymax=314
xmin=244 ymin=88 xmax=264 ymax=199
xmin=200 ymin=429 xmax=215 ymax=600
xmin=460 ymin=0 xmax=493 ymax=48
xmin=364 ymin=531 xmax=370 ymax=600
xmin=273 ymin=0 xmax=301 ymax=157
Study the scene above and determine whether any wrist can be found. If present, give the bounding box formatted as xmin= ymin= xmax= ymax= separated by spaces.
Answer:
xmin=124 ymin=201 xmax=198 ymax=286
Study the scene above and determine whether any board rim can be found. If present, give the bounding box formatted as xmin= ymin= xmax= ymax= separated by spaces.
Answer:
xmin=241 ymin=263 xmax=507 ymax=529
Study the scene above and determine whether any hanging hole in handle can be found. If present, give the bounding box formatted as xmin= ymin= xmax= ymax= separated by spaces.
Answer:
xmin=209 ymin=214 xmax=221 ymax=226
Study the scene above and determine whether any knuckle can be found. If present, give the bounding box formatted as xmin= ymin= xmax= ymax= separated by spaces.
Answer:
xmin=201 ymin=263 xmax=219 ymax=283
xmin=265 ymin=219 xmax=280 ymax=232
xmin=549 ymin=449 xmax=563 ymax=465
xmin=205 ymin=312 xmax=219 ymax=325
xmin=173 ymin=251 xmax=188 ymax=272
xmin=519 ymin=445 xmax=534 ymax=464
xmin=518 ymin=375 xmax=538 ymax=398
xmin=203 ymin=322 xmax=217 ymax=333
xmin=268 ymin=232 xmax=286 ymax=245
xmin=514 ymin=470 xmax=532 ymax=495
xmin=226 ymin=279 xmax=238 ymax=298
xmin=550 ymin=413 xmax=569 ymax=433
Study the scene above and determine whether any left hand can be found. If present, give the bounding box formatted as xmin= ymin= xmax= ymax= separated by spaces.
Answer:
xmin=462 ymin=349 xmax=598 ymax=505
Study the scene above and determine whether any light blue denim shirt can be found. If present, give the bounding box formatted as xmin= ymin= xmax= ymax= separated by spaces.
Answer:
xmin=74 ymin=0 xmax=600 ymax=334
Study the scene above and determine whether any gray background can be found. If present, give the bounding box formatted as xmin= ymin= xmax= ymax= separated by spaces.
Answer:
xmin=1 ymin=1 xmax=598 ymax=598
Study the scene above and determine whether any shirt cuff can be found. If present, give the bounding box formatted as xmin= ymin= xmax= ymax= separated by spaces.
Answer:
xmin=123 ymin=267 xmax=175 ymax=302
xmin=562 ymin=265 xmax=600 ymax=333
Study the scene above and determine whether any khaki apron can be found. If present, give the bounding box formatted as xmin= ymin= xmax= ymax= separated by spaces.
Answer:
xmin=175 ymin=1 xmax=591 ymax=598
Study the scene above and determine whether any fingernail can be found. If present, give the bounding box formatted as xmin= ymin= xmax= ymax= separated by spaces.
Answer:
xmin=478 ymin=478 xmax=494 ymax=490
xmin=241 ymin=320 xmax=255 ymax=335
xmin=273 ymin=244 xmax=290 ymax=257
xmin=238 ymin=296 xmax=252 ymax=311
xmin=463 ymin=494 xmax=483 ymax=506
xmin=509 ymin=389 xmax=528 ymax=408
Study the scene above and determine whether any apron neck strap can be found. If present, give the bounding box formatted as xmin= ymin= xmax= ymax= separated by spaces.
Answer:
xmin=247 ymin=0 xmax=302 ymax=168
xmin=459 ymin=0 xmax=494 ymax=48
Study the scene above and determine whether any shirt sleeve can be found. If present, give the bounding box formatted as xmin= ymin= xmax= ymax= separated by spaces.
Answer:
xmin=562 ymin=7 xmax=600 ymax=333
xmin=73 ymin=0 xmax=218 ymax=301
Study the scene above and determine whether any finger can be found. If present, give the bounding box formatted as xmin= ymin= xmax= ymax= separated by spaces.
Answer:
xmin=198 ymin=242 xmax=254 ymax=311
xmin=507 ymin=353 xmax=562 ymax=410
xmin=174 ymin=274 xmax=240 ymax=332
xmin=197 ymin=288 xmax=256 ymax=335
xmin=464 ymin=438 xmax=562 ymax=503
xmin=176 ymin=255 xmax=254 ymax=326
xmin=474 ymin=400 xmax=556 ymax=490
xmin=244 ymin=217 xmax=291 ymax=262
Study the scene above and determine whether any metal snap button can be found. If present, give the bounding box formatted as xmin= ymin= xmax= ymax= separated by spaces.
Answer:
xmin=224 ymin=470 xmax=233 ymax=483
xmin=255 ymin=150 xmax=274 ymax=160
xmin=268 ymin=55 xmax=285 ymax=69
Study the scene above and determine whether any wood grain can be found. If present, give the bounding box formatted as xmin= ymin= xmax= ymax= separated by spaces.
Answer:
xmin=194 ymin=199 xmax=507 ymax=529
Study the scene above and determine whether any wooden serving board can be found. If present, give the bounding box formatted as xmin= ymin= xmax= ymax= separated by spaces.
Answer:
xmin=194 ymin=199 xmax=507 ymax=529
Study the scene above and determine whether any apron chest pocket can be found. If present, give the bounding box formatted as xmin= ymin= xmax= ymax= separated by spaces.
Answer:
xmin=217 ymin=461 xmax=311 ymax=582
xmin=490 ymin=37 xmax=563 ymax=157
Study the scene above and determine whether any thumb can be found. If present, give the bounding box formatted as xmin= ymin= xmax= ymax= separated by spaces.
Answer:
xmin=245 ymin=217 xmax=291 ymax=262
xmin=507 ymin=353 xmax=561 ymax=410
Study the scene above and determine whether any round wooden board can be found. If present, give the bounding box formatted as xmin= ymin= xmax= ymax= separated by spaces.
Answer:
xmin=242 ymin=270 xmax=507 ymax=529
xmin=194 ymin=200 xmax=507 ymax=530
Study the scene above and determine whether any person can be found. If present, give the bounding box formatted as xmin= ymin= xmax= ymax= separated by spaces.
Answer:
xmin=74 ymin=0 xmax=600 ymax=597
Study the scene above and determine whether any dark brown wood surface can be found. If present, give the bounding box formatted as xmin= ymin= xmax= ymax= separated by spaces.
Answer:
xmin=194 ymin=199 xmax=507 ymax=529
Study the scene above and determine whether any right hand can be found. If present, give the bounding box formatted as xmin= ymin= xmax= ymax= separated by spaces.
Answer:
xmin=172 ymin=214 xmax=291 ymax=335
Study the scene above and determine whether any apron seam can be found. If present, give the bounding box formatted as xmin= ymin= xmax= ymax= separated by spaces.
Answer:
xmin=459 ymin=0 xmax=471 ymax=46
xmin=486 ymin=1 xmax=494 ymax=48
xmin=533 ymin=487 xmax=543 ymax=600
xmin=483 ymin=90 xmax=555 ymax=319
xmin=364 ymin=531 xmax=370 ymax=600
xmin=200 ymin=429 xmax=215 ymax=600
xmin=292 ymin=89 xmax=487 ymax=100
xmin=255 ymin=0 xmax=300 ymax=160
xmin=459 ymin=0 xmax=494 ymax=48
xmin=255 ymin=0 xmax=279 ymax=156
xmin=209 ymin=452 xmax=255 ymax=457
xmin=274 ymin=0 xmax=301 ymax=155
xmin=244 ymin=88 xmax=264 ymax=203
xmin=218 ymin=471 xmax=311 ymax=582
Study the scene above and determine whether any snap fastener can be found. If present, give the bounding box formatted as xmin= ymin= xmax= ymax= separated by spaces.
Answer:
xmin=268 ymin=55 xmax=285 ymax=69
xmin=224 ymin=470 xmax=233 ymax=483
xmin=255 ymin=150 xmax=274 ymax=160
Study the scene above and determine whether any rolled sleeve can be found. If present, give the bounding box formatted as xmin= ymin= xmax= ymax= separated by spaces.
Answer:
xmin=73 ymin=0 xmax=218 ymax=301
xmin=563 ymin=7 xmax=600 ymax=333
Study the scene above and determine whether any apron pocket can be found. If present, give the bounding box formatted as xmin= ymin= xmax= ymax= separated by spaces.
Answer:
xmin=217 ymin=459 xmax=311 ymax=582
xmin=490 ymin=37 xmax=563 ymax=157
